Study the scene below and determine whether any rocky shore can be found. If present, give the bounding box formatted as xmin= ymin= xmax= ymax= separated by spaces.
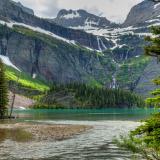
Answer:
xmin=0 ymin=123 xmax=92 ymax=142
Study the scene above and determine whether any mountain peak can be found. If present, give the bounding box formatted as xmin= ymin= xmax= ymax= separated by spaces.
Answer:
xmin=57 ymin=9 xmax=104 ymax=19
xmin=11 ymin=1 xmax=34 ymax=15
xmin=57 ymin=9 xmax=81 ymax=19
xmin=123 ymin=0 xmax=160 ymax=27
xmin=53 ymin=9 xmax=113 ymax=29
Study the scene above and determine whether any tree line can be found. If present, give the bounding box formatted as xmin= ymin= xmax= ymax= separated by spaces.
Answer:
xmin=0 ymin=59 xmax=8 ymax=119
xmin=49 ymin=83 xmax=145 ymax=108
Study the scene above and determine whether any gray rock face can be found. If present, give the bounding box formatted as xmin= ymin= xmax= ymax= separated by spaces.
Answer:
xmin=135 ymin=58 xmax=160 ymax=98
xmin=0 ymin=25 xmax=114 ymax=85
xmin=53 ymin=9 xmax=115 ymax=29
xmin=12 ymin=1 xmax=34 ymax=15
xmin=123 ymin=0 xmax=160 ymax=27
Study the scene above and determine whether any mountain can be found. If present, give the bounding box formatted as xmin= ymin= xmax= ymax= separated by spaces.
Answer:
xmin=52 ymin=0 xmax=160 ymax=96
xmin=0 ymin=24 xmax=115 ymax=86
xmin=53 ymin=5 xmax=152 ymax=60
xmin=0 ymin=0 xmax=113 ymax=51
xmin=0 ymin=0 xmax=115 ymax=87
xmin=123 ymin=0 xmax=160 ymax=27
xmin=53 ymin=9 xmax=117 ymax=29
xmin=0 ymin=0 xmax=160 ymax=97
xmin=52 ymin=1 xmax=160 ymax=60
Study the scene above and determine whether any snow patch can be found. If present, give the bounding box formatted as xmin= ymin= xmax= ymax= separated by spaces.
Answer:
xmin=19 ymin=106 xmax=26 ymax=110
xmin=0 ymin=55 xmax=20 ymax=71
xmin=61 ymin=11 xmax=81 ymax=19
xmin=70 ymin=25 xmax=98 ymax=31
xmin=110 ymin=39 xmax=127 ymax=50
xmin=0 ymin=20 xmax=76 ymax=46
xmin=85 ymin=26 xmax=142 ymax=38
xmin=0 ymin=20 xmax=106 ymax=52
xmin=146 ymin=19 xmax=160 ymax=23
xmin=70 ymin=18 xmax=100 ymax=31
xmin=85 ymin=18 xmax=99 ymax=27
xmin=32 ymin=73 xmax=37 ymax=79
xmin=111 ymin=44 xmax=126 ymax=50
xmin=135 ymin=33 xmax=153 ymax=37
xmin=148 ymin=22 xmax=160 ymax=27
xmin=154 ymin=3 xmax=160 ymax=9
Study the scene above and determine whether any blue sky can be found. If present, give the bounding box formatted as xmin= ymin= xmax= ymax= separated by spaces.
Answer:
xmin=13 ymin=0 xmax=143 ymax=23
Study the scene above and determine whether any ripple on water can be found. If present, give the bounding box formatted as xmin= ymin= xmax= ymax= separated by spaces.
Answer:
xmin=0 ymin=120 xmax=141 ymax=160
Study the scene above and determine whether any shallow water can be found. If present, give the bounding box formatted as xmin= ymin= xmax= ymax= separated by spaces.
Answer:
xmin=0 ymin=108 xmax=159 ymax=160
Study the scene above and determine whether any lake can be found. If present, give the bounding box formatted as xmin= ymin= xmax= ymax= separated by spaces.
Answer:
xmin=0 ymin=108 xmax=159 ymax=160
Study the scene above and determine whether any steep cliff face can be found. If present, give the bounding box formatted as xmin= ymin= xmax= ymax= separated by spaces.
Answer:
xmin=0 ymin=24 xmax=115 ymax=85
xmin=1 ymin=23 xmax=150 ymax=91
xmin=135 ymin=58 xmax=160 ymax=98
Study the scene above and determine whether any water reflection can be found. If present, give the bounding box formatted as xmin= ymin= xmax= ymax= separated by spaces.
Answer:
xmin=13 ymin=108 xmax=159 ymax=121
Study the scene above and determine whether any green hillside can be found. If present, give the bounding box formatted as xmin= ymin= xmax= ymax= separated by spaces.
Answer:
xmin=5 ymin=66 xmax=49 ymax=93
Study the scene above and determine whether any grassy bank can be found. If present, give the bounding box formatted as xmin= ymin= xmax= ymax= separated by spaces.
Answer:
xmin=5 ymin=66 xmax=49 ymax=92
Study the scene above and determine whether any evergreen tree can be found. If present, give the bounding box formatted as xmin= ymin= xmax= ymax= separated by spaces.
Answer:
xmin=41 ymin=83 xmax=144 ymax=108
xmin=127 ymin=25 xmax=160 ymax=159
xmin=145 ymin=26 xmax=160 ymax=107
xmin=145 ymin=26 xmax=160 ymax=61
xmin=0 ymin=59 xmax=8 ymax=118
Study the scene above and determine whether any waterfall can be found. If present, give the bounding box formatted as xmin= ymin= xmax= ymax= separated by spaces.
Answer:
xmin=32 ymin=73 xmax=37 ymax=79
xmin=97 ymin=37 xmax=107 ymax=51
xmin=99 ymin=38 xmax=107 ymax=50
xmin=110 ymin=59 xmax=121 ymax=89
xmin=112 ymin=75 xmax=116 ymax=89
xmin=97 ymin=37 xmax=102 ymax=51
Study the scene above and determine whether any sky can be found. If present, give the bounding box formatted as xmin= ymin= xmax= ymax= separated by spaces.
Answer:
xmin=13 ymin=0 xmax=143 ymax=23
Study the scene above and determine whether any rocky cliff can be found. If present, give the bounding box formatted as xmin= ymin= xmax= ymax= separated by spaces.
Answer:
xmin=0 ymin=24 xmax=115 ymax=85
xmin=135 ymin=58 xmax=160 ymax=98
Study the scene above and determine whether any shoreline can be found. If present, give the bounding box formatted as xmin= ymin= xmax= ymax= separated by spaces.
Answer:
xmin=0 ymin=123 xmax=92 ymax=142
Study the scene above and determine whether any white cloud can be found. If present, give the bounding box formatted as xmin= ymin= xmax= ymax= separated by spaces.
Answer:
xmin=13 ymin=0 xmax=143 ymax=23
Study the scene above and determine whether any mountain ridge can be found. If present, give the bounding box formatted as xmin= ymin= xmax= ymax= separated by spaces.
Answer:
xmin=0 ymin=0 xmax=113 ymax=51
xmin=53 ymin=9 xmax=117 ymax=29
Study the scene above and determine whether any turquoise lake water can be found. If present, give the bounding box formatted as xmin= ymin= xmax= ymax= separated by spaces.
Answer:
xmin=13 ymin=108 xmax=159 ymax=121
